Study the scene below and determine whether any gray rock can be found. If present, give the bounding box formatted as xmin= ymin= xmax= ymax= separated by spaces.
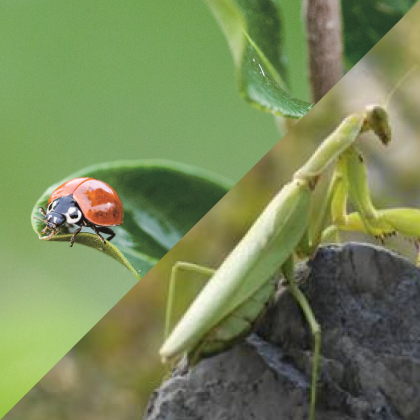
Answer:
xmin=144 ymin=243 xmax=420 ymax=420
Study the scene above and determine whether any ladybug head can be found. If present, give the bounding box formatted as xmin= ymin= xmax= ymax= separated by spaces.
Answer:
xmin=45 ymin=211 xmax=66 ymax=229
xmin=45 ymin=195 xmax=83 ymax=228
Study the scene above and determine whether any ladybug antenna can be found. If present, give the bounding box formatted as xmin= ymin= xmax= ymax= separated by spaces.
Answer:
xmin=33 ymin=216 xmax=49 ymax=226
xmin=384 ymin=65 xmax=418 ymax=110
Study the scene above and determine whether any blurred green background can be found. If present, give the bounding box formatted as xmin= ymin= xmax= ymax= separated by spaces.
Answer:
xmin=5 ymin=2 xmax=420 ymax=419
xmin=0 ymin=0 xmax=308 ymax=417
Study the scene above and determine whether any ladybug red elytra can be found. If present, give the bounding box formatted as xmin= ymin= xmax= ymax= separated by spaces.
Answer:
xmin=35 ymin=177 xmax=123 ymax=247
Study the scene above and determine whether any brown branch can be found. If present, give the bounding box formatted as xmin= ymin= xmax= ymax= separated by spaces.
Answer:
xmin=305 ymin=0 xmax=344 ymax=102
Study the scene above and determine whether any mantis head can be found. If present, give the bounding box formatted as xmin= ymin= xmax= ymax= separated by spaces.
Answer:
xmin=363 ymin=105 xmax=391 ymax=146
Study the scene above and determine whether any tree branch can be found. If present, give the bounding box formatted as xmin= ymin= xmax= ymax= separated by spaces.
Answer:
xmin=305 ymin=0 xmax=343 ymax=102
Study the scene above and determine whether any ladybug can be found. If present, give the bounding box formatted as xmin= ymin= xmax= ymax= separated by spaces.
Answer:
xmin=36 ymin=177 xmax=123 ymax=247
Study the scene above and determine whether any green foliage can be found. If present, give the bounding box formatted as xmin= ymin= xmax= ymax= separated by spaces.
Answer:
xmin=343 ymin=0 xmax=418 ymax=67
xmin=31 ymin=161 xmax=231 ymax=279
xmin=206 ymin=0 xmax=418 ymax=116
xmin=206 ymin=0 xmax=313 ymax=118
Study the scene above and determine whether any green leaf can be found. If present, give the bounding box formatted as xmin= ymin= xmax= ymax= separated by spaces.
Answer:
xmin=206 ymin=0 xmax=313 ymax=119
xmin=31 ymin=160 xmax=231 ymax=280
xmin=342 ymin=0 xmax=418 ymax=67
xmin=207 ymin=0 xmax=417 ymax=118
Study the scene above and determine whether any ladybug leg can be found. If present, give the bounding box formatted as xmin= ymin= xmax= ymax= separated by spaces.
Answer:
xmin=48 ymin=227 xmax=59 ymax=240
xmin=70 ymin=226 xmax=83 ymax=247
xmin=90 ymin=224 xmax=107 ymax=244
xmin=39 ymin=207 xmax=47 ymax=217
xmin=96 ymin=226 xmax=116 ymax=242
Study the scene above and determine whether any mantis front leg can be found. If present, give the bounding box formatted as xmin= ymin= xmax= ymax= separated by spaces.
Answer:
xmin=320 ymin=143 xmax=420 ymax=260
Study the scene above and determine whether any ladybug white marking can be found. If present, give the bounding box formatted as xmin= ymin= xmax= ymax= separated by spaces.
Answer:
xmin=48 ymin=200 xmax=58 ymax=212
xmin=64 ymin=207 xmax=82 ymax=225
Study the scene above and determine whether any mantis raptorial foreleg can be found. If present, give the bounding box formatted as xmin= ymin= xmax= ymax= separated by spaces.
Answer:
xmin=330 ymin=208 xmax=420 ymax=263
xmin=321 ymin=143 xmax=420 ymax=259
xmin=160 ymin=105 xmax=400 ymax=420
xmin=332 ymin=148 xmax=394 ymax=237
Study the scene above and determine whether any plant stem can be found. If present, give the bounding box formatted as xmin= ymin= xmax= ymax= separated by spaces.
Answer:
xmin=304 ymin=0 xmax=343 ymax=102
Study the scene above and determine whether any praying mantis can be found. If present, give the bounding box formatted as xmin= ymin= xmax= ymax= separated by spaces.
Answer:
xmin=159 ymin=104 xmax=420 ymax=420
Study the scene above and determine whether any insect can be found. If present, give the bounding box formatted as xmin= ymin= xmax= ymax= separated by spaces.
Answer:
xmin=35 ymin=177 xmax=123 ymax=247
xmin=159 ymin=105 xmax=420 ymax=420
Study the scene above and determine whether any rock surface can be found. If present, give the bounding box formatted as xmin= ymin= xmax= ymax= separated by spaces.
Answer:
xmin=144 ymin=243 xmax=420 ymax=420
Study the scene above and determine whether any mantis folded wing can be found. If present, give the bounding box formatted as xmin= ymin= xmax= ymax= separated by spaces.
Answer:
xmin=160 ymin=105 xmax=415 ymax=420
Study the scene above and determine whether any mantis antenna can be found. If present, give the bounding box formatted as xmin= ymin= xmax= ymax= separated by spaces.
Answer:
xmin=383 ymin=65 xmax=418 ymax=110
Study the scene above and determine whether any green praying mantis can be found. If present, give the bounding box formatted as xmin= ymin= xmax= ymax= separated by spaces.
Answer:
xmin=159 ymin=104 xmax=420 ymax=420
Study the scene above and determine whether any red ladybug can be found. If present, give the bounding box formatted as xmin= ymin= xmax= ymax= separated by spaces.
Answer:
xmin=36 ymin=178 xmax=123 ymax=247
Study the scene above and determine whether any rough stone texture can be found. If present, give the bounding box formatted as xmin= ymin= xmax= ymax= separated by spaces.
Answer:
xmin=144 ymin=243 xmax=420 ymax=420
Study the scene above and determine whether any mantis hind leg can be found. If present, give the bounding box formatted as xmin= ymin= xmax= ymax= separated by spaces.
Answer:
xmin=282 ymin=257 xmax=321 ymax=420
xmin=165 ymin=262 xmax=215 ymax=339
